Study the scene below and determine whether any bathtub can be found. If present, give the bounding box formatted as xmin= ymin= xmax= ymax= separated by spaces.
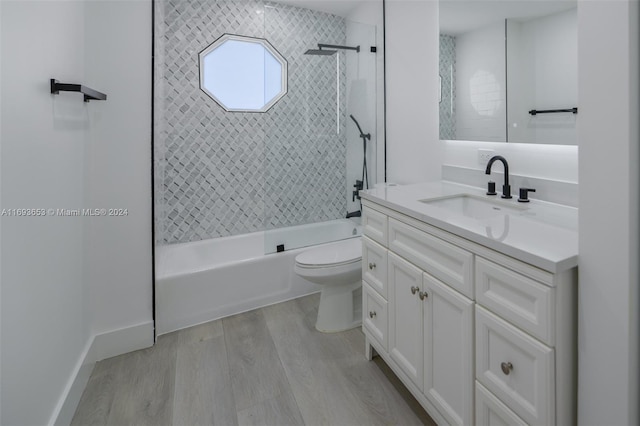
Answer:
xmin=155 ymin=218 xmax=361 ymax=335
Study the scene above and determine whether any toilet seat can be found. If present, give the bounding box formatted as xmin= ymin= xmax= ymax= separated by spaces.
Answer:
xmin=295 ymin=238 xmax=362 ymax=268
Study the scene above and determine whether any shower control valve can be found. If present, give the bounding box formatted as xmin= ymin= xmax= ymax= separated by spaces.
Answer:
xmin=352 ymin=180 xmax=364 ymax=201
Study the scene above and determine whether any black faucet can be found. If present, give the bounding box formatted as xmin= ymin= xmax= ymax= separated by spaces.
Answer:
xmin=485 ymin=155 xmax=512 ymax=199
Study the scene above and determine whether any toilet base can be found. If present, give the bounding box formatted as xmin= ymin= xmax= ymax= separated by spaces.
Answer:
xmin=315 ymin=281 xmax=362 ymax=333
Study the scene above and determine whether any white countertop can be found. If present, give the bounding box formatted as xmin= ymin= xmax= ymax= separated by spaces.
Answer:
xmin=361 ymin=181 xmax=578 ymax=274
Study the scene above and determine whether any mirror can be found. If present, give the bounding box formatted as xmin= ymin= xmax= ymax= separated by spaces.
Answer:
xmin=199 ymin=34 xmax=288 ymax=112
xmin=439 ymin=0 xmax=577 ymax=144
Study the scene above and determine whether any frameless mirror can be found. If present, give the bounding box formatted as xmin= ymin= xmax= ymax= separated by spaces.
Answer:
xmin=439 ymin=0 xmax=577 ymax=144
xmin=199 ymin=34 xmax=288 ymax=112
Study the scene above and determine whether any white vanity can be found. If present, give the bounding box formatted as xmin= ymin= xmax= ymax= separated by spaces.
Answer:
xmin=360 ymin=181 xmax=578 ymax=426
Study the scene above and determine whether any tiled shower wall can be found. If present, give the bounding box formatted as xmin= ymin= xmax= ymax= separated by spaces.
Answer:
xmin=439 ymin=34 xmax=456 ymax=140
xmin=154 ymin=0 xmax=347 ymax=244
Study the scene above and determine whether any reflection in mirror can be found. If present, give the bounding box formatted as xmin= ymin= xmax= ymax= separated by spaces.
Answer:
xmin=439 ymin=0 xmax=577 ymax=145
xmin=507 ymin=8 xmax=577 ymax=144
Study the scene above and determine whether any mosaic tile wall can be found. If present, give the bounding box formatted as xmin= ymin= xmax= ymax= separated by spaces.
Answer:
xmin=439 ymin=34 xmax=456 ymax=140
xmin=154 ymin=0 xmax=347 ymax=244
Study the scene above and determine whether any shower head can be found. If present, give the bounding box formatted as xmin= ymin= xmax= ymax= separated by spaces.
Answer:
xmin=304 ymin=48 xmax=337 ymax=56
xmin=304 ymin=43 xmax=360 ymax=56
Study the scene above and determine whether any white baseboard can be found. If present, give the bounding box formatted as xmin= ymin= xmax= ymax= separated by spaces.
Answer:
xmin=51 ymin=321 xmax=154 ymax=426
xmin=88 ymin=321 xmax=155 ymax=363
xmin=51 ymin=337 xmax=95 ymax=426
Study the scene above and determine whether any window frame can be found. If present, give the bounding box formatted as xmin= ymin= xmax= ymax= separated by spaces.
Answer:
xmin=198 ymin=33 xmax=288 ymax=113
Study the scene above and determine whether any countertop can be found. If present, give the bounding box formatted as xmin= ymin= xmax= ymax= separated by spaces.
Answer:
xmin=360 ymin=181 xmax=578 ymax=274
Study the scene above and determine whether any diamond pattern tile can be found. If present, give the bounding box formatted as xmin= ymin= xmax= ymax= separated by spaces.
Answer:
xmin=154 ymin=0 xmax=347 ymax=244
xmin=440 ymin=34 xmax=456 ymax=140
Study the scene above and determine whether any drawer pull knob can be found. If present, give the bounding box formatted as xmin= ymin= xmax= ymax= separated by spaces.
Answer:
xmin=369 ymin=262 xmax=376 ymax=270
xmin=369 ymin=311 xmax=376 ymax=319
xmin=501 ymin=362 xmax=514 ymax=375
xmin=411 ymin=286 xmax=419 ymax=295
xmin=419 ymin=291 xmax=428 ymax=300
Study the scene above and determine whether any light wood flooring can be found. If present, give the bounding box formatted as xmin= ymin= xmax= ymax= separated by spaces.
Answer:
xmin=72 ymin=293 xmax=435 ymax=426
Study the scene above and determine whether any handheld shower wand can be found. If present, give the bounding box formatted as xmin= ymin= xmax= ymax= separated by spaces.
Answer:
xmin=349 ymin=115 xmax=371 ymax=215
xmin=350 ymin=114 xmax=371 ymax=141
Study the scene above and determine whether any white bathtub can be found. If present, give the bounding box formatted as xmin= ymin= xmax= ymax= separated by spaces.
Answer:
xmin=155 ymin=218 xmax=361 ymax=335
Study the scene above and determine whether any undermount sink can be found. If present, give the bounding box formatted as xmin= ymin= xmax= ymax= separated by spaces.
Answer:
xmin=418 ymin=194 xmax=528 ymax=220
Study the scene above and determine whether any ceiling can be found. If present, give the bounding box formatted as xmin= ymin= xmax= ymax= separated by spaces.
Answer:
xmin=440 ymin=0 xmax=577 ymax=35
xmin=269 ymin=0 xmax=369 ymax=18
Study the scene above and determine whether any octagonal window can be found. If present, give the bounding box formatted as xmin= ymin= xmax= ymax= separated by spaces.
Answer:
xmin=199 ymin=34 xmax=288 ymax=112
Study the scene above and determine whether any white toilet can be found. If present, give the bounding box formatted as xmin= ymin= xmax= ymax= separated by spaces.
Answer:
xmin=294 ymin=237 xmax=362 ymax=332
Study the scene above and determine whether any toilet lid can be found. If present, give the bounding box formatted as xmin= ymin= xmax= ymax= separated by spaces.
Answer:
xmin=295 ymin=238 xmax=362 ymax=267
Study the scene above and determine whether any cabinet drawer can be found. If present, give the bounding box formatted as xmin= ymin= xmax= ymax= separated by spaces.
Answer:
xmin=476 ymin=306 xmax=554 ymax=426
xmin=363 ymin=282 xmax=388 ymax=350
xmin=475 ymin=381 xmax=527 ymax=426
xmin=362 ymin=207 xmax=388 ymax=246
xmin=362 ymin=237 xmax=388 ymax=298
xmin=476 ymin=257 xmax=555 ymax=345
xmin=388 ymin=218 xmax=474 ymax=299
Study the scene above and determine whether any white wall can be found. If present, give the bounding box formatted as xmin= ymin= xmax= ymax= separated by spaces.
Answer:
xmin=385 ymin=0 xmax=441 ymax=184
xmin=455 ymin=22 xmax=506 ymax=142
xmin=84 ymin=0 xmax=153 ymax=340
xmin=0 ymin=2 xmax=3 ymax=421
xmin=0 ymin=1 xmax=154 ymax=424
xmin=577 ymin=0 xmax=639 ymax=424
xmin=0 ymin=2 xmax=89 ymax=425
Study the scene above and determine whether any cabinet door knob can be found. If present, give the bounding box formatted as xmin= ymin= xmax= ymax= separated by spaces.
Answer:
xmin=411 ymin=286 xmax=419 ymax=295
xmin=501 ymin=362 xmax=513 ymax=375
xmin=419 ymin=291 xmax=428 ymax=300
xmin=368 ymin=262 xmax=376 ymax=270
xmin=369 ymin=311 xmax=376 ymax=319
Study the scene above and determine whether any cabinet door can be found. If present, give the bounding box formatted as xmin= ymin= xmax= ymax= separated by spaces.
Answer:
xmin=362 ymin=237 xmax=388 ymax=298
xmin=423 ymin=273 xmax=474 ymax=426
xmin=388 ymin=252 xmax=424 ymax=390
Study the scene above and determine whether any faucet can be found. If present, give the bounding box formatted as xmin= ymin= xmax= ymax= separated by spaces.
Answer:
xmin=485 ymin=155 xmax=512 ymax=199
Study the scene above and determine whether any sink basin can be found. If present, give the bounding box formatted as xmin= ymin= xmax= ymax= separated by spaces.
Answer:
xmin=419 ymin=194 xmax=528 ymax=220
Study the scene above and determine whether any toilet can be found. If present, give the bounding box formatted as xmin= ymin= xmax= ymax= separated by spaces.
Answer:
xmin=294 ymin=237 xmax=362 ymax=332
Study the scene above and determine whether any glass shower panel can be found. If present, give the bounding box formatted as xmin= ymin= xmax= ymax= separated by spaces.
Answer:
xmin=153 ymin=0 xmax=270 ymax=247
xmin=262 ymin=6 xmax=378 ymax=254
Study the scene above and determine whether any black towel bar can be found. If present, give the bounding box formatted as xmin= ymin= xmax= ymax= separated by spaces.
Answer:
xmin=50 ymin=79 xmax=107 ymax=102
xmin=529 ymin=107 xmax=577 ymax=115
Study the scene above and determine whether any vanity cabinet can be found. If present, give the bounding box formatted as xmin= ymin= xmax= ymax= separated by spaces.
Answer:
xmin=361 ymin=199 xmax=576 ymax=426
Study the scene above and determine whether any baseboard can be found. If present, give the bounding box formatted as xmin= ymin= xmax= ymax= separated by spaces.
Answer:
xmin=51 ymin=321 xmax=154 ymax=425
xmin=51 ymin=337 xmax=96 ymax=426
xmin=88 ymin=321 xmax=154 ymax=363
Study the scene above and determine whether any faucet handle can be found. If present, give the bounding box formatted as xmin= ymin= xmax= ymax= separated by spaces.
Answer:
xmin=486 ymin=181 xmax=497 ymax=196
xmin=518 ymin=188 xmax=536 ymax=203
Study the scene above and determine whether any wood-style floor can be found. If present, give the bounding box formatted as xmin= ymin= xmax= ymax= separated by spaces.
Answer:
xmin=72 ymin=293 xmax=435 ymax=426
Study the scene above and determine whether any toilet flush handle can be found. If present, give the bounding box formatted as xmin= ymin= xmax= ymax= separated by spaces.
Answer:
xmin=368 ymin=262 xmax=376 ymax=270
